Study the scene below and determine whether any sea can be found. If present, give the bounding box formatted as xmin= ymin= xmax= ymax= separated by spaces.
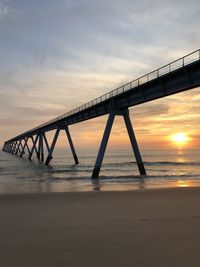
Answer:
xmin=1 ymin=148 xmax=200 ymax=194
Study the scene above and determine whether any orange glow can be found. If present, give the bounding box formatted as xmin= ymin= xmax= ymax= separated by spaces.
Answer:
xmin=176 ymin=180 xmax=192 ymax=188
xmin=170 ymin=133 xmax=190 ymax=147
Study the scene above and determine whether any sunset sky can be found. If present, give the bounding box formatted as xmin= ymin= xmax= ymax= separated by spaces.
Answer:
xmin=0 ymin=0 xmax=200 ymax=150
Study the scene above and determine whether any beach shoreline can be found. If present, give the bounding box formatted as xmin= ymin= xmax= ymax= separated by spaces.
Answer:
xmin=1 ymin=187 xmax=200 ymax=266
xmin=2 ymin=175 xmax=200 ymax=195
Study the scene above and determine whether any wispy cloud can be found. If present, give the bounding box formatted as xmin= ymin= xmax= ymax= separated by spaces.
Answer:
xmin=0 ymin=0 xmax=8 ymax=19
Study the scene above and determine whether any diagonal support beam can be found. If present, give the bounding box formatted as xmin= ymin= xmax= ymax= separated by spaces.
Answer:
xmin=31 ymin=136 xmax=40 ymax=159
xmin=37 ymin=138 xmax=40 ymax=160
xmin=20 ymin=138 xmax=29 ymax=157
xmin=14 ymin=141 xmax=19 ymax=155
xmin=2 ymin=143 xmax=5 ymax=151
xmin=8 ymin=142 xmax=11 ymax=153
xmin=11 ymin=142 xmax=17 ymax=154
xmin=19 ymin=141 xmax=24 ymax=155
xmin=25 ymin=141 xmax=31 ymax=157
xmin=15 ymin=141 xmax=22 ymax=155
xmin=92 ymin=111 xmax=115 ymax=178
xmin=45 ymin=129 xmax=60 ymax=165
xmin=65 ymin=126 xmax=79 ymax=164
xmin=123 ymin=109 xmax=146 ymax=175
xmin=6 ymin=143 xmax=9 ymax=152
xmin=12 ymin=142 xmax=16 ymax=153
xmin=39 ymin=134 xmax=44 ymax=162
xmin=13 ymin=142 xmax=18 ymax=154
xmin=2 ymin=143 xmax=6 ymax=152
xmin=8 ymin=143 xmax=13 ymax=153
xmin=29 ymin=135 xmax=39 ymax=160
xmin=37 ymin=135 xmax=41 ymax=160
xmin=43 ymin=132 xmax=50 ymax=154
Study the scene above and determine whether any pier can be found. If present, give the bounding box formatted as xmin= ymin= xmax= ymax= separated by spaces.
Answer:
xmin=3 ymin=49 xmax=200 ymax=178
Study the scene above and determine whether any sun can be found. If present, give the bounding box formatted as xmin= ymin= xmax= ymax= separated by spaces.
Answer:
xmin=170 ymin=133 xmax=190 ymax=147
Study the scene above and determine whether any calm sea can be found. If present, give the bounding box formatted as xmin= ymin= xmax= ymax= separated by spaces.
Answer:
xmin=1 ymin=148 xmax=200 ymax=193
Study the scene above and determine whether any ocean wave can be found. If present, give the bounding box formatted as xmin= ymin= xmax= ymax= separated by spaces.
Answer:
xmin=145 ymin=161 xmax=200 ymax=166
xmin=49 ymin=169 xmax=92 ymax=173
xmin=104 ymin=161 xmax=200 ymax=167
xmin=100 ymin=174 xmax=200 ymax=178
xmin=47 ymin=161 xmax=200 ymax=175
xmin=53 ymin=161 xmax=200 ymax=169
xmin=43 ymin=173 xmax=200 ymax=183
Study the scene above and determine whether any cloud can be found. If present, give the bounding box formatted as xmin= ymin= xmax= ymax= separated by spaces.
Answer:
xmin=0 ymin=0 xmax=8 ymax=19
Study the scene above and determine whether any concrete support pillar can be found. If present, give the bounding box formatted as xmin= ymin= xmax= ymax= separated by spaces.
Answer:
xmin=19 ymin=141 xmax=23 ymax=155
xmin=14 ymin=142 xmax=18 ymax=155
xmin=39 ymin=134 xmax=44 ymax=162
xmin=2 ymin=143 xmax=6 ymax=151
xmin=25 ymin=140 xmax=31 ymax=157
xmin=20 ymin=138 xmax=29 ymax=158
xmin=123 ymin=109 xmax=146 ymax=175
xmin=65 ymin=126 xmax=79 ymax=164
xmin=8 ymin=143 xmax=12 ymax=153
xmin=31 ymin=136 xmax=39 ymax=158
xmin=45 ymin=129 xmax=60 ymax=165
xmin=43 ymin=132 xmax=50 ymax=154
xmin=19 ymin=139 xmax=25 ymax=157
xmin=11 ymin=142 xmax=17 ymax=154
xmin=3 ymin=143 xmax=7 ymax=151
xmin=37 ymin=135 xmax=41 ymax=160
xmin=14 ymin=142 xmax=17 ymax=154
xmin=12 ymin=142 xmax=15 ymax=153
xmin=6 ymin=143 xmax=9 ymax=152
xmin=29 ymin=135 xmax=39 ymax=160
xmin=92 ymin=108 xmax=146 ymax=179
xmin=7 ymin=143 xmax=10 ymax=153
xmin=92 ymin=111 xmax=115 ymax=178
xmin=2 ymin=143 xmax=5 ymax=151
xmin=15 ymin=141 xmax=22 ymax=155
xmin=37 ymin=137 xmax=40 ymax=160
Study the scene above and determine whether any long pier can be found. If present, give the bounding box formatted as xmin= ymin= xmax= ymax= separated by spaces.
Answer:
xmin=3 ymin=49 xmax=200 ymax=178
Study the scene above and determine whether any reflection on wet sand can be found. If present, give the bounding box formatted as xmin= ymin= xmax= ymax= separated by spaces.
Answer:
xmin=91 ymin=176 xmax=147 ymax=191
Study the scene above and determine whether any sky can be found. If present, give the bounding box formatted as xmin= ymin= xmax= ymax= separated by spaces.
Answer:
xmin=0 ymin=0 xmax=200 ymax=150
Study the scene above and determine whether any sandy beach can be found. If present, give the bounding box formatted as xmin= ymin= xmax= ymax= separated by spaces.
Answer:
xmin=1 ymin=187 xmax=200 ymax=267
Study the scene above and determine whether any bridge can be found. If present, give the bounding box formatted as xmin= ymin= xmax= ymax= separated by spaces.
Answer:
xmin=2 ymin=49 xmax=200 ymax=178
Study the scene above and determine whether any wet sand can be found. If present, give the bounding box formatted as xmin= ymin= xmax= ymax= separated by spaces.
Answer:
xmin=1 ymin=187 xmax=200 ymax=267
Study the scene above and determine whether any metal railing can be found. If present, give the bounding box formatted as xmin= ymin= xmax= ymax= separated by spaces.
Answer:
xmin=15 ymin=49 xmax=200 ymax=137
